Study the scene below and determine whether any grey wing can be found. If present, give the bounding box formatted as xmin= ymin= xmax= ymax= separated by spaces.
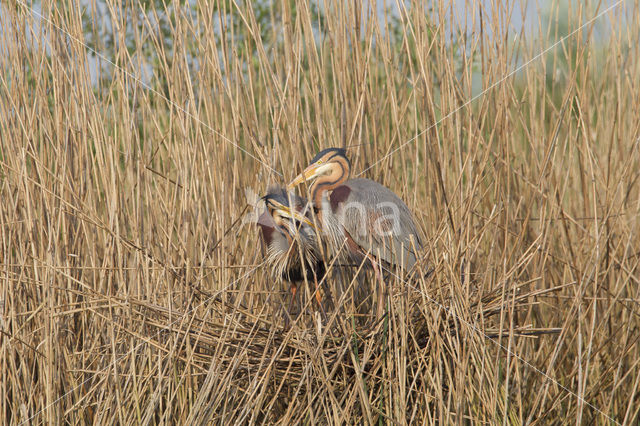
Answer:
xmin=337 ymin=178 xmax=423 ymax=270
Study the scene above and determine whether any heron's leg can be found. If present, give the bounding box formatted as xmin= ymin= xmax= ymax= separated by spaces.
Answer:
xmin=313 ymin=279 xmax=328 ymax=322
xmin=288 ymin=283 xmax=299 ymax=317
xmin=370 ymin=258 xmax=386 ymax=321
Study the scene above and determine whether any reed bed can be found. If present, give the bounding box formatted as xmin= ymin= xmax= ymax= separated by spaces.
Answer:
xmin=1 ymin=0 xmax=639 ymax=423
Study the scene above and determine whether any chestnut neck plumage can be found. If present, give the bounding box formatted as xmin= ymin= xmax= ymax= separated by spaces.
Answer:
xmin=310 ymin=157 xmax=350 ymax=220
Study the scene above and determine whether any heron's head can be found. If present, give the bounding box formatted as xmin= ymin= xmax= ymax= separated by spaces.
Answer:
xmin=287 ymin=147 xmax=351 ymax=190
xmin=262 ymin=189 xmax=315 ymax=231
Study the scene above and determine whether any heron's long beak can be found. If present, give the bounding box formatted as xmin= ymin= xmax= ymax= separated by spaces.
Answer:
xmin=275 ymin=207 xmax=316 ymax=229
xmin=287 ymin=163 xmax=332 ymax=190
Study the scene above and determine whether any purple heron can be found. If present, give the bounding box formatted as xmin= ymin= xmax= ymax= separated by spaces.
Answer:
xmin=287 ymin=148 xmax=423 ymax=318
xmin=257 ymin=188 xmax=326 ymax=316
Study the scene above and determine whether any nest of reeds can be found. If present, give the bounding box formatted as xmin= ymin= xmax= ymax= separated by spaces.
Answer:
xmin=127 ymin=263 xmax=560 ymax=423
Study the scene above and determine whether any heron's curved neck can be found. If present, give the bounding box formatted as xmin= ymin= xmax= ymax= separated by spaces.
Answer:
xmin=279 ymin=223 xmax=297 ymax=249
xmin=310 ymin=158 xmax=350 ymax=212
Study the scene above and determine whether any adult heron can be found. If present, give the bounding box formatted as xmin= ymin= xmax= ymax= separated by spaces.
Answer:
xmin=287 ymin=148 xmax=423 ymax=318
xmin=257 ymin=188 xmax=326 ymax=316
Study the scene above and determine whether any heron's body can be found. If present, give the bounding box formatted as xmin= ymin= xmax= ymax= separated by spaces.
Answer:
xmin=317 ymin=177 xmax=421 ymax=271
